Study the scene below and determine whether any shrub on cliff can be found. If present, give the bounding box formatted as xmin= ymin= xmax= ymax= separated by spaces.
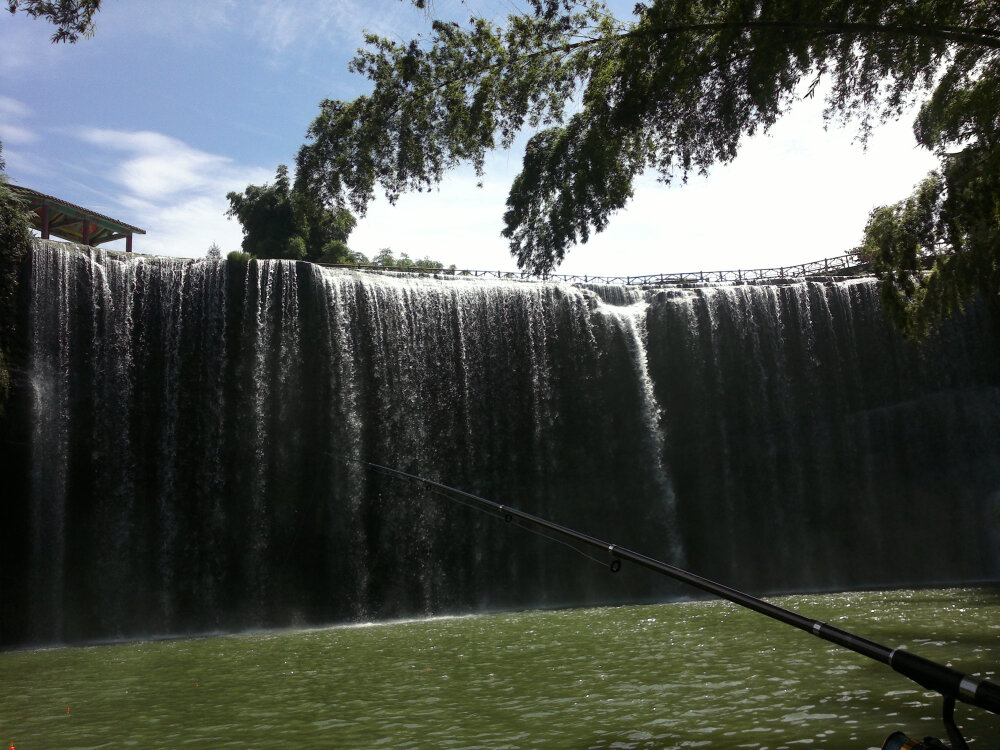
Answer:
xmin=0 ymin=147 xmax=33 ymax=415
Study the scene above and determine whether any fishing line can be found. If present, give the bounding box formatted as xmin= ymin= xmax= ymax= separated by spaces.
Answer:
xmin=425 ymin=486 xmax=615 ymax=569
xmin=366 ymin=461 xmax=613 ymax=568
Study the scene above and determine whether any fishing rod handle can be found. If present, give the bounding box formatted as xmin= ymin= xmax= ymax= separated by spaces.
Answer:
xmin=811 ymin=620 xmax=1000 ymax=715
xmin=889 ymin=648 xmax=1000 ymax=716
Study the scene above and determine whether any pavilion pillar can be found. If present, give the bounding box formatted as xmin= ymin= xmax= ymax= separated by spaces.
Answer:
xmin=126 ymin=233 xmax=132 ymax=253
xmin=81 ymin=220 xmax=91 ymax=246
xmin=40 ymin=203 xmax=50 ymax=239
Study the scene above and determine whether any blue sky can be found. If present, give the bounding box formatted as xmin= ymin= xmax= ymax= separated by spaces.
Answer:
xmin=1 ymin=0 xmax=939 ymax=275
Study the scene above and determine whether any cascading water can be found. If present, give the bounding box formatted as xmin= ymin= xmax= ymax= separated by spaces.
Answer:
xmin=2 ymin=242 xmax=999 ymax=647
xmin=647 ymin=282 xmax=1000 ymax=589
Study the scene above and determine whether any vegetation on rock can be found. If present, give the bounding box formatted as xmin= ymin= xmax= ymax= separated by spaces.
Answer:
xmin=0 ymin=146 xmax=33 ymax=415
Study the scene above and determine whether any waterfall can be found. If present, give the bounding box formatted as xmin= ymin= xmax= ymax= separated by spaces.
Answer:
xmin=647 ymin=281 xmax=1000 ymax=589
xmin=4 ymin=242 xmax=999 ymax=646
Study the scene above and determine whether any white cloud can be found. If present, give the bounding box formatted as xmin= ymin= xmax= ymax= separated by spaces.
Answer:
xmin=578 ymin=98 xmax=938 ymax=276
xmin=131 ymin=195 xmax=249 ymax=258
xmin=350 ymin=91 xmax=939 ymax=278
xmin=69 ymin=128 xmax=272 ymax=257
xmin=255 ymin=4 xmax=308 ymax=54
xmin=0 ymin=95 xmax=31 ymax=120
xmin=0 ymin=123 xmax=36 ymax=146
xmin=0 ymin=95 xmax=37 ymax=145
xmin=75 ymin=129 xmax=238 ymax=200
xmin=96 ymin=0 xmax=237 ymax=44
xmin=351 ymin=176 xmax=515 ymax=270
xmin=245 ymin=0 xmax=428 ymax=66
xmin=0 ymin=15 xmax=61 ymax=73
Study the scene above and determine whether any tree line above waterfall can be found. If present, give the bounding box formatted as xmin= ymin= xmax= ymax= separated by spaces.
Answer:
xmin=224 ymin=165 xmax=360 ymax=264
xmin=291 ymin=0 xmax=999 ymax=337
xmin=223 ymin=164 xmax=454 ymax=270
xmin=2 ymin=0 xmax=999 ymax=337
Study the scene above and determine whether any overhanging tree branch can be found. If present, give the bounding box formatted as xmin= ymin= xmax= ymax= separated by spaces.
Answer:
xmin=404 ymin=18 xmax=1000 ymax=98
xmin=297 ymin=0 xmax=1000 ymax=323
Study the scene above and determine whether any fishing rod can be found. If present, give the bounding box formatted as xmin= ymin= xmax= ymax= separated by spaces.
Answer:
xmin=363 ymin=460 xmax=1000 ymax=750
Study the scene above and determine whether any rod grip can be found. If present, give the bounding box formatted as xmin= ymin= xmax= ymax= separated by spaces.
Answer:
xmin=890 ymin=649 xmax=1000 ymax=715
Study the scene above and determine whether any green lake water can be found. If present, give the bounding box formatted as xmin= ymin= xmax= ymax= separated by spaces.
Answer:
xmin=3 ymin=587 xmax=998 ymax=749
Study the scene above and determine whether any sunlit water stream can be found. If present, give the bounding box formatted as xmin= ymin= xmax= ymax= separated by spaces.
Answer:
xmin=3 ymin=587 xmax=998 ymax=749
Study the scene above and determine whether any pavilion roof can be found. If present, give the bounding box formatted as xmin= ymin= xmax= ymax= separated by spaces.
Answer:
xmin=9 ymin=184 xmax=145 ymax=247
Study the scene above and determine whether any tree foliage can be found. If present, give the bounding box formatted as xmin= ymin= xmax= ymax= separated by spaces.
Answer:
xmin=861 ymin=46 xmax=1000 ymax=335
xmin=296 ymin=0 xmax=1000 ymax=330
xmin=370 ymin=247 xmax=456 ymax=271
xmin=226 ymin=165 xmax=357 ymax=262
xmin=7 ymin=0 xmax=102 ymax=43
xmin=0 ymin=145 xmax=33 ymax=415
xmin=226 ymin=167 xmax=454 ymax=270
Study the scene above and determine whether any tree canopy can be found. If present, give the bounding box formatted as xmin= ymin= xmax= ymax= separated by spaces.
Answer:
xmin=226 ymin=165 xmax=358 ymax=262
xmin=0 ymin=145 xmax=33 ymax=414
xmin=369 ymin=247 xmax=456 ymax=272
xmin=7 ymin=0 xmax=102 ymax=43
xmin=295 ymin=0 xmax=1000 ymax=333
xmin=860 ymin=77 xmax=1000 ymax=335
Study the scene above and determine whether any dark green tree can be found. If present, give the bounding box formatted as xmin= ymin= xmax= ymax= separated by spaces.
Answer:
xmin=226 ymin=165 xmax=357 ymax=262
xmin=0 ymin=145 xmax=33 ymax=415
xmin=293 ymin=187 xmax=358 ymax=262
xmin=371 ymin=247 xmax=456 ymax=272
xmin=7 ymin=0 xmax=102 ymax=43
xmin=296 ymin=0 xmax=999 ymax=330
xmin=226 ymin=165 xmax=301 ymax=260
xmin=861 ymin=69 xmax=1000 ymax=335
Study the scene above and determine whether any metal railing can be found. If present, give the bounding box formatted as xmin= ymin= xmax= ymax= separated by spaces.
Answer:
xmin=318 ymin=251 xmax=873 ymax=286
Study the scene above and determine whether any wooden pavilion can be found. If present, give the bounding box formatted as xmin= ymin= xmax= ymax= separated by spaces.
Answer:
xmin=9 ymin=184 xmax=145 ymax=252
